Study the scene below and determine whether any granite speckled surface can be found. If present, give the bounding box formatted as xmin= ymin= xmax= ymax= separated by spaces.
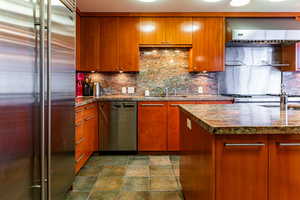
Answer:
xmin=179 ymin=104 xmax=300 ymax=135
xmin=75 ymin=95 xmax=234 ymax=107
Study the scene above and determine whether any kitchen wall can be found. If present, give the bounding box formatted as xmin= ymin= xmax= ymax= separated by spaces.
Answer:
xmin=89 ymin=48 xmax=218 ymax=96
xmin=86 ymin=47 xmax=300 ymax=96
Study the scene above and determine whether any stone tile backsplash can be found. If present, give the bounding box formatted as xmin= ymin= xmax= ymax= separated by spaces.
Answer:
xmin=89 ymin=48 xmax=218 ymax=96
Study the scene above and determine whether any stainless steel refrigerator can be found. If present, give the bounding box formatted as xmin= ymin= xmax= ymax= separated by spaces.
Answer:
xmin=0 ymin=0 xmax=76 ymax=199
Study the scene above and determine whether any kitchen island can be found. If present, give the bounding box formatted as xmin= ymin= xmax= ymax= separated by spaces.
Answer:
xmin=179 ymin=104 xmax=300 ymax=200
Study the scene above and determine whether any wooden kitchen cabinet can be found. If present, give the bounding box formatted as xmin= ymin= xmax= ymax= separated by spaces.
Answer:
xmin=118 ymin=17 xmax=140 ymax=72
xmin=190 ymin=17 xmax=225 ymax=72
xmin=281 ymin=43 xmax=300 ymax=72
xmin=269 ymin=135 xmax=300 ymax=200
xmin=75 ymin=103 xmax=98 ymax=173
xmin=76 ymin=12 xmax=81 ymax=70
xmin=79 ymin=17 xmax=101 ymax=71
xmin=139 ymin=17 xmax=193 ymax=45
xmin=167 ymin=100 xmax=233 ymax=151
xmin=215 ymin=136 xmax=268 ymax=200
xmin=138 ymin=102 xmax=168 ymax=151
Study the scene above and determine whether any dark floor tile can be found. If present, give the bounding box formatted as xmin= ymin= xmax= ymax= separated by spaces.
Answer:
xmin=122 ymin=177 xmax=150 ymax=191
xmin=77 ymin=166 xmax=102 ymax=177
xmin=150 ymin=177 xmax=179 ymax=191
xmin=149 ymin=191 xmax=183 ymax=200
xmin=93 ymin=176 xmax=124 ymax=191
xmin=150 ymin=166 xmax=173 ymax=177
xmin=73 ymin=176 xmax=97 ymax=192
xmin=89 ymin=191 xmax=119 ymax=200
xmin=66 ymin=191 xmax=89 ymax=200
xmin=100 ymin=166 xmax=127 ymax=177
xmin=117 ymin=191 xmax=150 ymax=200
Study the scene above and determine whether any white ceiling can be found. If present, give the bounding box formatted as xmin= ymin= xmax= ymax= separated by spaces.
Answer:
xmin=77 ymin=0 xmax=300 ymax=13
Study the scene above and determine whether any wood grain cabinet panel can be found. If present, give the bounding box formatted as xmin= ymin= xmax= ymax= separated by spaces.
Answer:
xmin=139 ymin=17 xmax=165 ymax=45
xmin=138 ymin=102 xmax=168 ymax=151
xmin=164 ymin=17 xmax=192 ymax=44
xmin=118 ymin=17 xmax=140 ymax=72
xmin=76 ymin=13 xmax=81 ymax=70
xmin=190 ymin=17 xmax=225 ymax=72
xmin=281 ymin=42 xmax=300 ymax=72
xmin=99 ymin=17 xmax=119 ymax=72
xmin=215 ymin=136 xmax=269 ymax=200
xmin=80 ymin=17 xmax=101 ymax=71
xmin=269 ymin=136 xmax=300 ymax=200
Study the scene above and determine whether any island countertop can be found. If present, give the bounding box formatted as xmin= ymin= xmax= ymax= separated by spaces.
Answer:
xmin=179 ymin=104 xmax=300 ymax=134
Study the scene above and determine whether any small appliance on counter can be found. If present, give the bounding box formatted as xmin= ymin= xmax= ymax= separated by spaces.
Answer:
xmin=76 ymin=73 xmax=84 ymax=96
xmin=93 ymin=82 xmax=104 ymax=97
xmin=83 ymin=75 xmax=93 ymax=96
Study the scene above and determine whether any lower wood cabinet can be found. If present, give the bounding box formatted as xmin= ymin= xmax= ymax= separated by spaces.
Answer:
xmin=75 ymin=103 xmax=98 ymax=173
xmin=180 ymin=110 xmax=300 ymax=200
xmin=269 ymin=135 xmax=300 ymax=200
xmin=138 ymin=102 xmax=168 ymax=151
xmin=138 ymin=100 xmax=233 ymax=152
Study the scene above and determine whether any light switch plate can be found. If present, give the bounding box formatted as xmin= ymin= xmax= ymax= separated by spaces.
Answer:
xmin=127 ymin=87 xmax=135 ymax=94
xmin=122 ymin=87 xmax=127 ymax=94
xmin=198 ymin=87 xmax=203 ymax=94
xmin=187 ymin=118 xmax=192 ymax=130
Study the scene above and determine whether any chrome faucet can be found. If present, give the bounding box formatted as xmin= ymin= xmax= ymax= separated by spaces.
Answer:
xmin=280 ymin=72 xmax=288 ymax=111
xmin=164 ymin=87 xmax=169 ymax=97
xmin=173 ymin=88 xmax=177 ymax=96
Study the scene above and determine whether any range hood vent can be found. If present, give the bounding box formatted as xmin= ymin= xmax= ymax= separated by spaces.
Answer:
xmin=227 ymin=18 xmax=300 ymax=44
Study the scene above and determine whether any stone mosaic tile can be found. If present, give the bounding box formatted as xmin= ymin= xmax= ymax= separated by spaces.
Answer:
xmin=89 ymin=191 xmax=119 ymax=200
xmin=150 ymin=176 xmax=179 ymax=192
xmin=126 ymin=166 xmax=150 ymax=177
xmin=149 ymin=191 xmax=183 ymax=200
xmin=149 ymin=156 xmax=172 ymax=166
xmin=128 ymin=156 xmax=150 ymax=166
xmin=122 ymin=177 xmax=150 ymax=191
xmin=72 ymin=176 xmax=97 ymax=192
xmin=77 ymin=166 xmax=102 ymax=177
xmin=100 ymin=166 xmax=127 ymax=177
xmin=117 ymin=191 xmax=149 ymax=200
xmin=93 ymin=176 xmax=124 ymax=191
xmin=150 ymin=166 xmax=173 ymax=177
xmin=66 ymin=191 xmax=89 ymax=200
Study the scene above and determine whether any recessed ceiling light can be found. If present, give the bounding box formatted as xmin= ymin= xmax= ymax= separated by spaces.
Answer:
xmin=203 ymin=0 xmax=223 ymax=2
xmin=230 ymin=0 xmax=250 ymax=7
xmin=138 ymin=0 xmax=157 ymax=2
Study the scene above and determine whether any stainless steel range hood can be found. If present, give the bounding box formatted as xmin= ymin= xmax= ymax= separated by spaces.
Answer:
xmin=227 ymin=18 xmax=300 ymax=44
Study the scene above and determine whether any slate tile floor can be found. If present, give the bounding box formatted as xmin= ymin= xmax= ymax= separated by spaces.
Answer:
xmin=67 ymin=155 xmax=183 ymax=200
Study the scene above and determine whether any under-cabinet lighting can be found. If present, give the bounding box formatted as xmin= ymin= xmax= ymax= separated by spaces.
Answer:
xmin=230 ymin=0 xmax=251 ymax=7
xmin=138 ymin=0 xmax=157 ymax=2
xmin=140 ymin=24 xmax=156 ymax=32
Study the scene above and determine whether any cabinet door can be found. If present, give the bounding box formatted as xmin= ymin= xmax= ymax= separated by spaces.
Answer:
xmin=139 ymin=17 xmax=165 ymax=45
xmin=281 ymin=43 xmax=300 ymax=72
xmin=215 ymin=136 xmax=268 ymax=200
xmin=164 ymin=17 xmax=192 ymax=44
xmin=191 ymin=17 xmax=225 ymax=72
xmin=138 ymin=102 xmax=168 ymax=151
xmin=99 ymin=17 xmax=119 ymax=72
xmin=80 ymin=17 xmax=101 ymax=71
xmin=76 ymin=13 xmax=81 ymax=70
xmin=118 ymin=17 xmax=140 ymax=72
xmin=269 ymin=136 xmax=300 ymax=200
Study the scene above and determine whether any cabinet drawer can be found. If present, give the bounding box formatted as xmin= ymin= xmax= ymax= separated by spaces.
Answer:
xmin=75 ymin=119 xmax=85 ymax=141
xmin=75 ymin=153 xmax=89 ymax=173
xmin=75 ymin=137 xmax=87 ymax=160
xmin=75 ymin=103 xmax=98 ymax=121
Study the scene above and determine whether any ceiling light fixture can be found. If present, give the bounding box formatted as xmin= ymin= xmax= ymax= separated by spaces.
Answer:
xmin=230 ymin=0 xmax=251 ymax=7
xmin=203 ymin=0 xmax=223 ymax=2
xmin=268 ymin=0 xmax=286 ymax=2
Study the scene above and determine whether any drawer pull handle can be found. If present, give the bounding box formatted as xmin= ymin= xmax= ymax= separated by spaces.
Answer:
xmin=85 ymin=116 xmax=95 ymax=121
xmin=75 ymin=109 xmax=85 ymax=113
xmin=141 ymin=104 xmax=164 ymax=106
xmin=170 ymin=104 xmax=181 ymax=106
xmin=76 ymin=137 xmax=85 ymax=145
xmin=279 ymin=143 xmax=300 ymax=146
xmin=225 ymin=143 xmax=265 ymax=147
xmin=76 ymin=154 xmax=85 ymax=163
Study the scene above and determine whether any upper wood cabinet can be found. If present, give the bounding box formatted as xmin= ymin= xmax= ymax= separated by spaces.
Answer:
xmin=118 ymin=17 xmax=140 ymax=72
xmin=139 ymin=17 xmax=193 ymax=45
xmin=79 ymin=17 xmax=101 ymax=71
xmin=190 ymin=17 xmax=225 ymax=72
xmin=281 ymin=42 xmax=300 ymax=72
xmin=79 ymin=17 xmax=140 ymax=72
xmin=76 ymin=12 xmax=81 ymax=70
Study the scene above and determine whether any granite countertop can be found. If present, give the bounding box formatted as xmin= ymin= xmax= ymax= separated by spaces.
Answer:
xmin=75 ymin=95 xmax=234 ymax=107
xmin=179 ymin=104 xmax=300 ymax=135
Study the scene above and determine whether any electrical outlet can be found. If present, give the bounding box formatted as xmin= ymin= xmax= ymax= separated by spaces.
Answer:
xmin=127 ymin=87 xmax=135 ymax=94
xmin=187 ymin=118 xmax=192 ymax=130
xmin=121 ymin=87 xmax=127 ymax=94
xmin=198 ymin=87 xmax=203 ymax=94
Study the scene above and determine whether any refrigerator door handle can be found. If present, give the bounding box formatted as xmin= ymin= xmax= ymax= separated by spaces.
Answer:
xmin=38 ymin=0 xmax=46 ymax=199
xmin=46 ymin=0 xmax=52 ymax=199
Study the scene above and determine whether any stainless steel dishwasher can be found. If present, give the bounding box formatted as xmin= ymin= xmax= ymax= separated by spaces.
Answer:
xmin=99 ymin=102 xmax=137 ymax=152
